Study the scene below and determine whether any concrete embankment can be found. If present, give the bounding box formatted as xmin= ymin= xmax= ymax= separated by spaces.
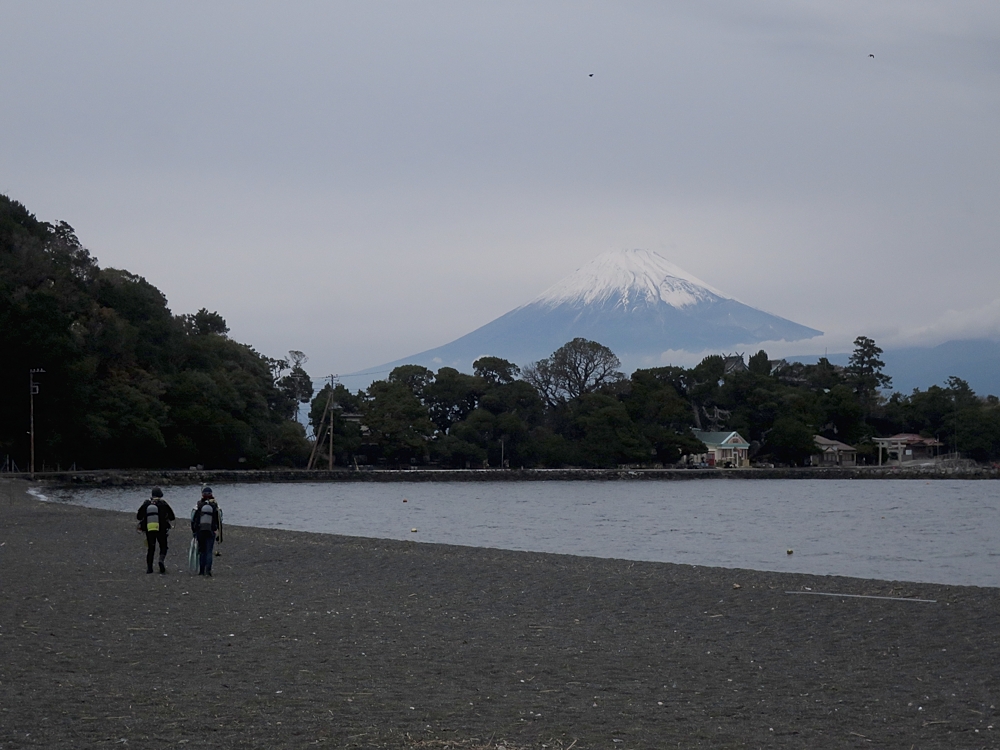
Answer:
xmin=6 ymin=464 xmax=1000 ymax=487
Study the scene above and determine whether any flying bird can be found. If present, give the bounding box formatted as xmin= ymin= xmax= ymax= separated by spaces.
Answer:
xmin=588 ymin=73 xmax=594 ymax=77
xmin=869 ymin=54 xmax=874 ymax=58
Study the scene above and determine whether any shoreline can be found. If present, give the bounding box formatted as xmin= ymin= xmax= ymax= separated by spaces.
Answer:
xmin=30 ymin=478 xmax=1000 ymax=590
xmin=2 ymin=477 xmax=999 ymax=748
xmin=6 ymin=463 xmax=1000 ymax=488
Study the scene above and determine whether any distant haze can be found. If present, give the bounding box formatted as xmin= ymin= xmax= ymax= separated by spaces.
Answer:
xmin=1 ymin=2 xmax=998 ymax=380
xmin=791 ymin=339 xmax=1000 ymax=400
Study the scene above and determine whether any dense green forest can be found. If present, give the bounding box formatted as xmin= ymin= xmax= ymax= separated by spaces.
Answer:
xmin=0 ymin=195 xmax=312 ymax=470
xmin=5 ymin=193 xmax=1000 ymax=472
xmin=312 ymin=337 xmax=1000 ymax=470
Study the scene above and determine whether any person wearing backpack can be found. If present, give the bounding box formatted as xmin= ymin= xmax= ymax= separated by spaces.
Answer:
xmin=191 ymin=486 xmax=222 ymax=576
xmin=137 ymin=487 xmax=176 ymax=574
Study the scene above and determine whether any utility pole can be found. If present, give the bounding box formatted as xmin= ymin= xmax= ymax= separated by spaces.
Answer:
xmin=306 ymin=391 xmax=332 ymax=470
xmin=29 ymin=368 xmax=45 ymax=476
xmin=328 ymin=374 xmax=339 ymax=470
xmin=307 ymin=375 xmax=339 ymax=471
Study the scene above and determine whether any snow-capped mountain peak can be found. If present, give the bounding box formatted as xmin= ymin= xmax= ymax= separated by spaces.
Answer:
xmin=360 ymin=246 xmax=821 ymax=379
xmin=528 ymin=248 xmax=732 ymax=311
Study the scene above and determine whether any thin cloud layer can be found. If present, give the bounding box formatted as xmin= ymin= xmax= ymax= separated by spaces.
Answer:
xmin=1 ymin=2 xmax=998 ymax=375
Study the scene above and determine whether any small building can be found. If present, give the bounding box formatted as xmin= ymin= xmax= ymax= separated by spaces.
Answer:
xmin=811 ymin=435 xmax=857 ymax=467
xmin=873 ymin=433 xmax=943 ymax=466
xmin=691 ymin=429 xmax=750 ymax=468
xmin=767 ymin=358 xmax=790 ymax=376
xmin=722 ymin=353 xmax=748 ymax=376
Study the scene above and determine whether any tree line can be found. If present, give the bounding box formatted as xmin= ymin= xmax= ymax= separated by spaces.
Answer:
xmin=309 ymin=336 xmax=1000 ymax=469
xmin=0 ymin=195 xmax=312 ymax=470
xmin=5 ymin=192 xmax=999 ymax=471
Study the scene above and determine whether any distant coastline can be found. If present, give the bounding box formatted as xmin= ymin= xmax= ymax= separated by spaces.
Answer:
xmin=10 ymin=464 xmax=1000 ymax=487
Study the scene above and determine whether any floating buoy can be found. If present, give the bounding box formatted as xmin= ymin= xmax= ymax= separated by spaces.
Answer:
xmin=786 ymin=549 xmax=794 ymax=555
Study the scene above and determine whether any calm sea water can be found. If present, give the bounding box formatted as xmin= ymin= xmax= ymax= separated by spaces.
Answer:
xmin=38 ymin=479 xmax=1000 ymax=588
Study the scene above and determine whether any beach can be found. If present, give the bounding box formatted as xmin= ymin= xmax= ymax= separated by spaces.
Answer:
xmin=1 ymin=479 xmax=997 ymax=748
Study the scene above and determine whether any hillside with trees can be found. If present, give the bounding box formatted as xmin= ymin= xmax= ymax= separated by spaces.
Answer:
xmin=312 ymin=336 xmax=1000 ymax=470
xmin=0 ymin=195 xmax=311 ymax=470
xmin=5 ymin=193 xmax=999 ymax=472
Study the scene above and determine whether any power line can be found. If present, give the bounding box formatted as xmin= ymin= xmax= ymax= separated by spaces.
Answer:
xmin=309 ymin=368 xmax=393 ymax=385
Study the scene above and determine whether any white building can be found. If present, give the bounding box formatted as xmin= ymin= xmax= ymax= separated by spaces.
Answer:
xmin=691 ymin=430 xmax=750 ymax=468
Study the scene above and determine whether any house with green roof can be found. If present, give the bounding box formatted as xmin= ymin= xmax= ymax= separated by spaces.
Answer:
xmin=691 ymin=429 xmax=750 ymax=468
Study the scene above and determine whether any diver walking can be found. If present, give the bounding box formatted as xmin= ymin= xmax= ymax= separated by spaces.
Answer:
xmin=137 ymin=487 xmax=176 ymax=574
xmin=192 ymin=487 xmax=222 ymax=576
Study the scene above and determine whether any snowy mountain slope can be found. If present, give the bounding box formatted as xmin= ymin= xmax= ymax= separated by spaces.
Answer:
xmin=361 ymin=249 xmax=822 ymax=378
xmin=529 ymin=248 xmax=731 ymax=310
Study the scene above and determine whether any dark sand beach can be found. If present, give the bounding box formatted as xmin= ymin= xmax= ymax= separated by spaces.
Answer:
xmin=1 ymin=479 xmax=998 ymax=748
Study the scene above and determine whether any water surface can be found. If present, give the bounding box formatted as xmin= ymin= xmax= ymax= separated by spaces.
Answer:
xmin=42 ymin=479 xmax=1000 ymax=587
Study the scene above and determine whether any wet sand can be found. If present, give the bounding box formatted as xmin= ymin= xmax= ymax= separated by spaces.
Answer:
xmin=1 ymin=479 xmax=998 ymax=748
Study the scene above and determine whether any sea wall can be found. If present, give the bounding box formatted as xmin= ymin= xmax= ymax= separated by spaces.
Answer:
xmin=7 ymin=464 xmax=1000 ymax=487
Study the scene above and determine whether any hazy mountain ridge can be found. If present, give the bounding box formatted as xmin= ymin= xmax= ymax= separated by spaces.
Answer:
xmin=790 ymin=339 xmax=1000 ymax=398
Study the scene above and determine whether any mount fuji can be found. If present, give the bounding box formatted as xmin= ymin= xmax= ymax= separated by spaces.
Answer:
xmin=367 ymin=249 xmax=821 ymax=377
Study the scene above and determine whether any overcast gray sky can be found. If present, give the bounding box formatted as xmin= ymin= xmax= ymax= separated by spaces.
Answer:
xmin=3 ymin=1 xmax=999 ymax=379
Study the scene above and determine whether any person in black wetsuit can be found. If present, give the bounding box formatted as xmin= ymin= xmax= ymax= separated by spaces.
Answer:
xmin=137 ymin=487 xmax=176 ymax=574
xmin=191 ymin=487 xmax=221 ymax=576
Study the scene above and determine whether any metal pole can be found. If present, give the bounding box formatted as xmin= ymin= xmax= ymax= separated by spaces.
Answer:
xmin=306 ymin=396 xmax=329 ymax=470
xmin=328 ymin=375 xmax=337 ymax=470
xmin=29 ymin=373 xmax=35 ymax=476
xmin=29 ymin=369 xmax=44 ymax=476
xmin=306 ymin=377 xmax=335 ymax=470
